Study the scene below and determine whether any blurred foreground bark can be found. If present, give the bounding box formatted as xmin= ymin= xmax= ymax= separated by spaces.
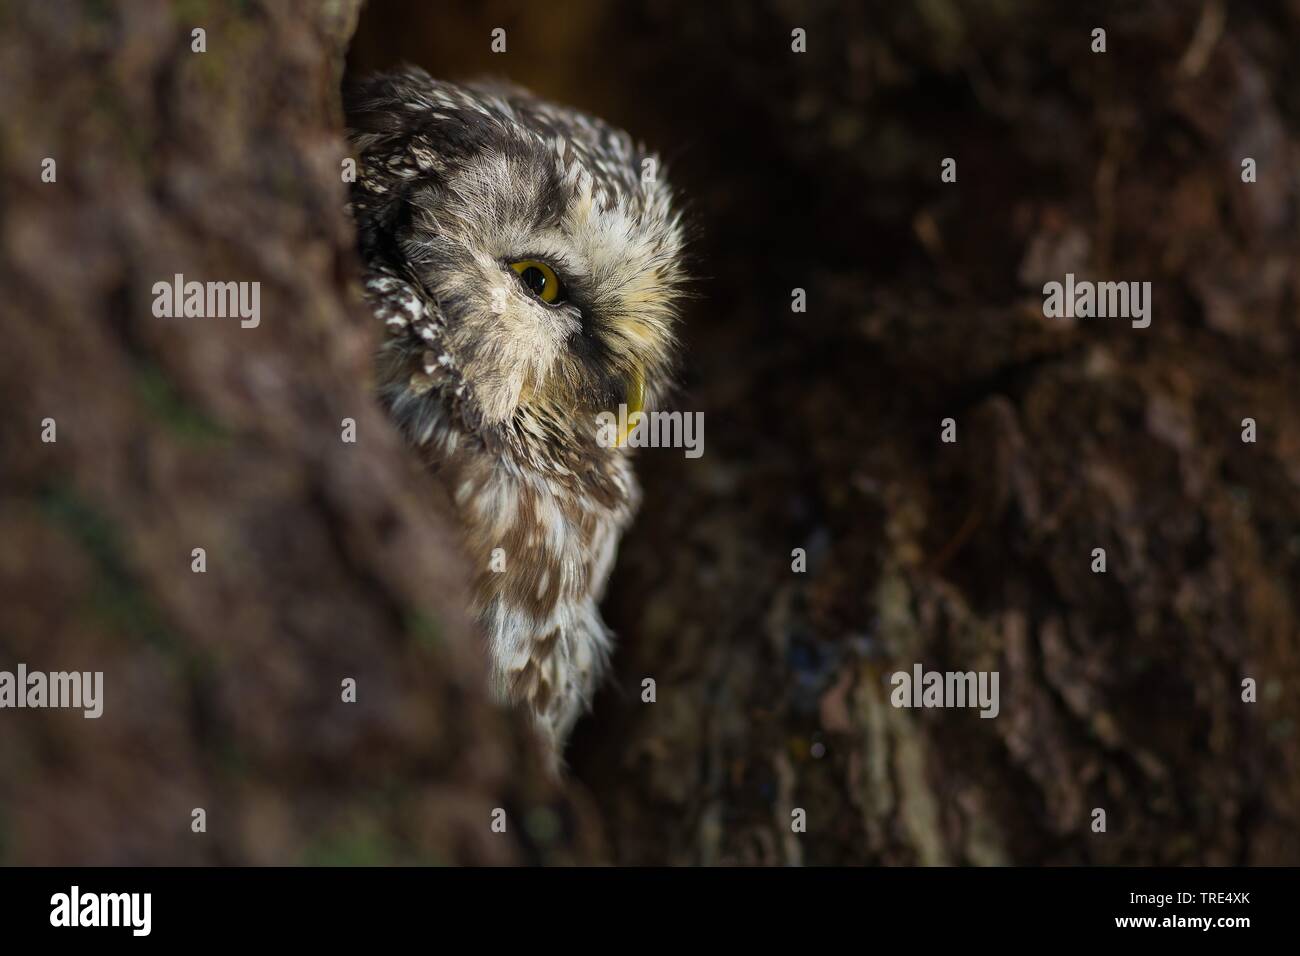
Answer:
xmin=0 ymin=0 xmax=598 ymax=865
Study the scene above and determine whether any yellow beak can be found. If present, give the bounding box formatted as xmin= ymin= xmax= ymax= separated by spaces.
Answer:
xmin=615 ymin=369 xmax=645 ymax=447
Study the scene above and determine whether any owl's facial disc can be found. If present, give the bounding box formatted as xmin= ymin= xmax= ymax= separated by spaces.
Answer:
xmin=482 ymin=246 xmax=653 ymax=445
xmin=350 ymin=73 xmax=686 ymax=448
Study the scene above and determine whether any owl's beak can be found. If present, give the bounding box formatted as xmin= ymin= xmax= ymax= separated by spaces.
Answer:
xmin=615 ymin=369 xmax=646 ymax=447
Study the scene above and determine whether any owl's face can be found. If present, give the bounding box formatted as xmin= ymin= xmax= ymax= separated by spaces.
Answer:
xmin=346 ymin=71 xmax=687 ymax=464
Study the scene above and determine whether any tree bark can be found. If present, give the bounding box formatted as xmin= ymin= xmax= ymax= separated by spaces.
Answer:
xmin=556 ymin=0 xmax=1300 ymax=866
xmin=0 ymin=0 xmax=599 ymax=865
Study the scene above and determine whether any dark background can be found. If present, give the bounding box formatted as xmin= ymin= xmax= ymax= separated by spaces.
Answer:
xmin=0 ymin=0 xmax=1297 ymax=865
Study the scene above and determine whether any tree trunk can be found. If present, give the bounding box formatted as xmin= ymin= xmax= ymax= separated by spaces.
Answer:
xmin=0 ymin=0 xmax=599 ymax=865
xmin=550 ymin=0 xmax=1300 ymax=866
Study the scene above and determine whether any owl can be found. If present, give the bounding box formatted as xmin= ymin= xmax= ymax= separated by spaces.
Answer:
xmin=344 ymin=68 xmax=687 ymax=766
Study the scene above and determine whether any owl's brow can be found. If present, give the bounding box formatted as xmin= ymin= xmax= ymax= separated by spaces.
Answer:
xmin=506 ymin=247 xmax=583 ymax=282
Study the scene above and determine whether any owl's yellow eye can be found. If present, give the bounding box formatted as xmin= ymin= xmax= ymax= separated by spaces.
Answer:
xmin=509 ymin=259 xmax=563 ymax=304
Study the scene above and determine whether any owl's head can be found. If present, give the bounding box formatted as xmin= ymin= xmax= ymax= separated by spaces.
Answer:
xmin=345 ymin=69 xmax=687 ymax=468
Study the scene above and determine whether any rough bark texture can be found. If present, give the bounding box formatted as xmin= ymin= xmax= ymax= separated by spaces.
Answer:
xmin=0 ymin=0 xmax=599 ymax=865
xmin=559 ymin=0 xmax=1300 ymax=866
xmin=2 ymin=0 xmax=1297 ymax=867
